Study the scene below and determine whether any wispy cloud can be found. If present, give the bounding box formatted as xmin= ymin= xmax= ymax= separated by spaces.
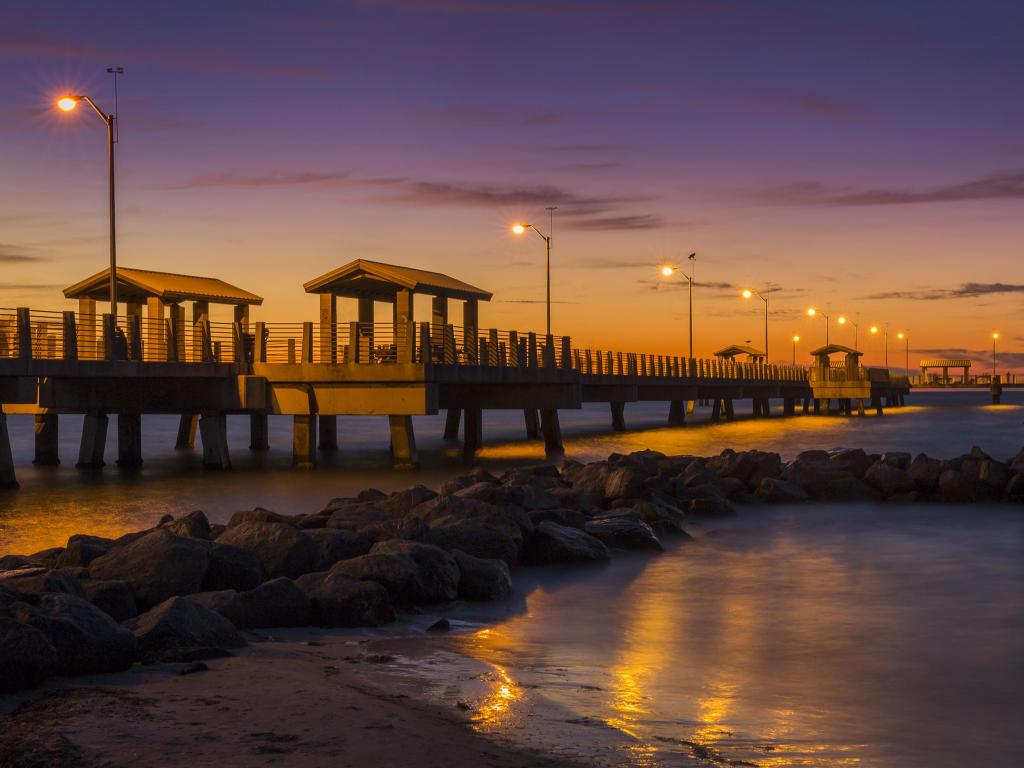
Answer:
xmin=863 ymin=282 xmax=1024 ymax=300
xmin=749 ymin=170 xmax=1024 ymax=206
xmin=0 ymin=244 xmax=46 ymax=263
xmin=560 ymin=214 xmax=663 ymax=231
xmin=172 ymin=171 xmax=350 ymax=189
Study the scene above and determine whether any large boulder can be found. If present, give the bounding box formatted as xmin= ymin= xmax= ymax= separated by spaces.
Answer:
xmin=304 ymin=572 xmax=395 ymax=627
xmin=82 ymin=579 xmax=138 ymax=622
xmin=56 ymin=535 xmax=116 ymax=568
xmin=214 ymin=522 xmax=318 ymax=579
xmin=228 ymin=578 xmax=311 ymax=629
xmin=938 ymin=469 xmax=997 ymax=503
xmin=584 ymin=514 xmax=662 ymax=551
xmin=456 ymin=481 xmax=559 ymax=511
xmin=227 ymin=508 xmax=288 ymax=527
xmin=452 ymin=550 xmax=512 ymax=601
xmin=0 ymin=555 xmax=41 ymax=571
xmin=627 ymin=498 xmax=687 ymax=536
xmin=785 ymin=459 xmax=873 ymax=501
xmin=202 ymin=543 xmax=264 ymax=592
xmin=828 ymin=449 xmax=873 ymax=479
xmin=12 ymin=593 xmax=136 ymax=676
xmin=410 ymin=496 xmax=528 ymax=566
xmin=908 ymin=454 xmax=943 ymax=491
xmin=331 ymin=553 xmax=420 ymax=604
xmin=370 ymin=540 xmax=459 ymax=603
xmin=89 ymin=529 xmax=210 ymax=609
xmin=132 ymin=596 xmax=245 ymax=663
xmin=527 ymin=508 xmax=588 ymax=529
xmin=863 ymin=462 xmax=916 ymax=497
xmin=0 ymin=616 xmax=57 ymax=692
xmin=377 ymin=485 xmax=438 ymax=516
xmin=707 ymin=449 xmax=782 ymax=487
xmin=755 ymin=477 xmax=809 ymax=503
xmin=0 ymin=567 xmax=86 ymax=599
xmin=1004 ymin=473 xmax=1024 ymax=502
xmin=324 ymin=502 xmax=398 ymax=537
xmin=163 ymin=510 xmax=212 ymax=540
xmin=525 ymin=521 xmax=610 ymax=564
xmin=306 ymin=528 xmax=372 ymax=570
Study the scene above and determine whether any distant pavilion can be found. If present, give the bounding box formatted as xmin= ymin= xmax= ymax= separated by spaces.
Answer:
xmin=714 ymin=344 xmax=766 ymax=363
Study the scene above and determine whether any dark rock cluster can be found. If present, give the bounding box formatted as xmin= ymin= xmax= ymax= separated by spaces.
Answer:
xmin=2 ymin=445 xmax=1021 ymax=693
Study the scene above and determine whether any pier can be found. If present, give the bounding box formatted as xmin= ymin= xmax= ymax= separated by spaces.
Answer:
xmin=0 ymin=260 xmax=909 ymax=488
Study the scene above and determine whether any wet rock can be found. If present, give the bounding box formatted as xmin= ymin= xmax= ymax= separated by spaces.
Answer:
xmin=686 ymin=496 xmax=736 ymax=516
xmin=89 ymin=529 xmax=210 ymax=610
xmin=324 ymin=502 xmax=397 ymax=534
xmin=908 ymin=454 xmax=942 ymax=491
xmin=978 ymin=459 xmax=1010 ymax=490
xmin=526 ymin=521 xmax=610 ymax=564
xmin=863 ymin=462 xmax=916 ymax=497
xmin=202 ymin=543 xmax=265 ymax=592
xmin=755 ymin=477 xmax=809 ymax=503
xmin=227 ymin=508 xmax=288 ymax=527
xmin=370 ymin=540 xmax=459 ymax=603
xmin=307 ymin=572 xmax=395 ymax=627
xmin=828 ymin=449 xmax=873 ymax=479
xmin=786 ymin=459 xmax=873 ymax=501
xmin=796 ymin=449 xmax=830 ymax=464
xmin=528 ymin=508 xmax=588 ymax=529
xmin=452 ymin=550 xmax=512 ymax=601
xmin=82 ymin=579 xmax=138 ymax=622
xmin=28 ymin=547 xmax=65 ymax=569
xmin=132 ymin=595 xmax=245 ymax=663
xmin=215 ymin=522 xmax=318 ymax=579
xmin=0 ymin=616 xmax=57 ymax=692
xmin=378 ymin=485 xmax=438 ymax=516
xmin=331 ymin=553 xmax=420 ymax=604
xmin=707 ymin=449 xmax=782 ymax=487
xmin=456 ymin=481 xmax=559 ymax=511
xmin=56 ymin=535 xmax=116 ymax=568
xmin=410 ymin=495 xmax=529 ymax=566
xmin=306 ymin=528 xmax=373 ymax=570
xmin=164 ymin=510 xmax=212 ymax=540
xmin=879 ymin=452 xmax=912 ymax=470
xmin=937 ymin=470 xmax=996 ymax=503
xmin=584 ymin=514 xmax=662 ymax=551
xmin=1004 ymin=473 xmax=1024 ymax=502
xmin=0 ymin=555 xmax=41 ymax=572
xmin=710 ymin=476 xmax=750 ymax=501
xmin=427 ymin=617 xmax=450 ymax=632
xmin=230 ymin=577 xmax=311 ymax=629
xmin=628 ymin=497 xmax=687 ymax=536
xmin=0 ymin=567 xmax=86 ymax=599
xmin=13 ymin=593 xmax=136 ymax=676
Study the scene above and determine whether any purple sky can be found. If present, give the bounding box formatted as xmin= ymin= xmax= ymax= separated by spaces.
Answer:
xmin=2 ymin=0 xmax=1023 ymax=368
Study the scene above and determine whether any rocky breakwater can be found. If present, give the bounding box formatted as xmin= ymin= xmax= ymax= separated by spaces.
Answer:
xmin=3 ymin=445 xmax=1023 ymax=693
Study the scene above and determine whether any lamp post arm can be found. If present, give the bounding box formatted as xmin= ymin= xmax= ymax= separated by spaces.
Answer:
xmin=528 ymin=224 xmax=549 ymax=244
xmin=80 ymin=95 xmax=112 ymax=123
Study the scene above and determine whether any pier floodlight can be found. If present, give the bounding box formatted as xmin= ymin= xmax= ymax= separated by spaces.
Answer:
xmin=57 ymin=96 xmax=80 ymax=111
xmin=512 ymin=223 xmax=527 ymax=235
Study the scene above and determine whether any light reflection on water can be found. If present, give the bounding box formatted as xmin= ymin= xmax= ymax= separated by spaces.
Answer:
xmin=446 ymin=505 xmax=1024 ymax=767
xmin=1 ymin=390 xmax=1022 ymax=556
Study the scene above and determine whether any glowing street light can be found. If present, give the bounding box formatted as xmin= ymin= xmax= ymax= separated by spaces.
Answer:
xmin=807 ymin=306 xmax=830 ymax=344
xmin=869 ymin=323 xmax=889 ymax=367
xmin=660 ymin=253 xmax=697 ymax=359
xmin=512 ymin=206 xmax=557 ymax=336
xmin=897 ymin=331 xmax=909 ymax=376
xmin=791 ymin=334 xmax=800 ymax=365
xmin=992 ymin=332 xmax=1000 ymax=378
xmin=837 ymin=313 xmax=861 ymax=350
xmin=55 ymin=69 xmax=123 ymax=314
xmin=740 ymin=287 xmax=769 ymax=359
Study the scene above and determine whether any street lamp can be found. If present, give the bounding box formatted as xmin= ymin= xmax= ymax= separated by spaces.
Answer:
xmin=791 ymin=334 xmax=799 ymax=365
xmin=741 ymin=287 xmax=769 ymax=359
xmin=512 ymin=205 xmax=557 ymax=336
xmin=56 ymin=87 xmax=121 ymax=314
xmin=837 ymin=313 xmax=861 ymax=350
xmin=660 ymin=253 xmax=697 ymax=359
xmin=807 ymin=306 xmax=830 ymax=344
xmin=869 ymin=323 xmax=889 ymax=367
xmin=992 ymin=332 xmax=999 ymax=378
xmin=897 ymin=331 xmax=909 ymax=377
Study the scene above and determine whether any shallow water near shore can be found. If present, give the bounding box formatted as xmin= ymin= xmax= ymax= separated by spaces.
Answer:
xmin=1 ymin=389 xmax=1021 ymax=554
xmin=390 ymin=503 xmax=1024 ymax=767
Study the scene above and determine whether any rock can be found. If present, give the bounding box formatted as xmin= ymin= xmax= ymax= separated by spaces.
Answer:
xmin=756 ymin=477 xmax=809 ymax=503
xmin=796 ymin=449 xmax=830 ymax=464
xmin=325 ymin=502 xmax=397 ymax=535
xmin=880 ymin=452 xmax=912 ymax=470
xmin=686 ymin=496 xmax=736 ymax=516
xmin=452 ymin=550 xmax=512 ymax=601
xmin=427 ymin=618 xmax=450 ymax=632
xmin=56 ymin=535 xmax=116 ymax=568
xmin=707 ymin=449 xmax=782 ymax=487
xmin=378 ymin=485 xmax=438 ymax=516
xmin=786 ymin=459 xmax=874 ymax=501
xmin=164 ymin=510 xmax=212 ymax=539
xmin=0 ymin=567 xmax=86 ymax=599
xmin=863 ymin=462 xmax=916 ymax=497
xmin=12 ymin=593 xmax=136 ymax=676
xmin=979 ymin=459 xmax=1010 ymax=490
xmin=132 ymin=596 xmax=245 ymax=663
xmin=1009 ymin=448 xmax=1024 ymax=475
xmin=214 ymin=522 xmax=318 ymax=579
xmin=908 ymin=454 xmax=943 ymax=490
xmin=828 ymin=448 xmax=873 ymax=479
xmin=297 ymin=514 xmax=328 ymax=529
xmin=1004 ymin=473 xmax=1024 ymax=502
xmin=185 ymin=589 xmax=238 ymax=619
xmin=711 ymin=476 xmax=750 ymax=501
xmin=370 ymin=540 xmax=459 ymax=603
xmin=227 ymin=508 xmax=288 ymax=527
xmin=938 ymin=470 xmax=996 ymax=503
xmin=546 ymin=486 xmax=591 ymax=511
xmin=306 ymin=528 xmax=373 ymax=570
xmin=528 ymin=508 xmax=588 ymax=529
xmin=307 ymin=572 xmax=395 ymax=627
xmin=0 ymin=616 xmax=57 ymax=692
xmin=526 ymin=521 xmax=610 ymax=564
xmin=89 ymin=529 xmax=210 ymax=609
xmin=0 ymin=555 xmax=41 ymax=571
xmin=455 ymin=481 xmax=559 ymax=511
xmin=209 ymin=524 xmax=227 ymax=539
xmin=202 ymin=543 xmax=265 ymax=592
xmin=27 ymin=547 xmax=65 ymax=568
xmin=584 ymin=515 xmax=662 ymax=551
xmin=357 ymin=488 xmax=388 ymax=502
xmin=331 ymin=553 xmax=420 ymax=604
xmin=410 ymin=496 xmax=527 ymax=566
xmin=230 ymin=578 xmax=311 ymax=629
xmin=628 ymin=497 xmax=687 ymax=536
xmin=82 ymin=579 xmax=138 ymax=621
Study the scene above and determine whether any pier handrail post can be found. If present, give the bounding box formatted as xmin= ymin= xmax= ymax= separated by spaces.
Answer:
xmin=349 ymin=321 xmax=360 ymax=363
xmin=16 ymin=308 xmax=32 ymax=360
xmin=165 ymin=318 xmax=178 ymax=362
xmin=301 ymin=322 xmax=314 ymax=363
xmin=444 ymin=324 xmax=455 ymax=364
xmin=508 ymin=330 xmax=519 ymax=367
xmin=101 ymin=313 xmax=116 ymax=360
xmin=543 ymin=334 xmax=556 ymax=368
xmin=419 ymin=322 xmax=432 ymax=370
xmin=128 ymin=314 xmax=142 ymax=361
xmin=527 ymin=332 xmax=538 ymax=368
xmin=254 ymin=322 xmax=267 ymax=363
xmin=232 ymin=321 xmax=247 ymax=366
xmin=561 ymin=337 xmax=572 ymax=371
xmin=201 ymin=318 xmax=213 ymax=363
xmin=62 ymin=311 xmax=78 ymax=361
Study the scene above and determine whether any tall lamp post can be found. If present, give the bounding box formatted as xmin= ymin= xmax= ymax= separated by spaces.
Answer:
xmin=57 ymin=79 xmax=122 ymax=315
xmin=897 ymin=331 xmax=909 ymax=376
xmin=660 ymin=253 xmax=697 ymax=359
xmin=869 ymin=323 xmax=888 ymax=367
xmin=741 ymin=287 xmax=769 ymax=359
xmin=807 ymin=306 xmax=830 ymax=344
xmin=512 ymin=205 xmax=557 ymax=336
xmin=992 ymin=332 xmax=999 ymax=378
xmin=791 ymin=334 xmax=799 ymax=365
xmin=837 ymin=313 xmax=860 ymax=350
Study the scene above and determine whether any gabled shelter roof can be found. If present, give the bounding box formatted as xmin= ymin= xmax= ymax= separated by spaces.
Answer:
xmin=64 ymin=267 xmax=263 ymax=305
xmin=810 ymin=343 xmax=862 ymax=357
xmin=714 ymin=344 xmax=765 ymax=359
xmin=304 ymin=259 xmax=492 ymax=302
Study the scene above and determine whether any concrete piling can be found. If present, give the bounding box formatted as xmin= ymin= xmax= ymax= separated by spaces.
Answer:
xmin=610 ymin=402 xmax=626 ymax=432
xmin=117 ymin=413 xmax=143 ymax=468
xmin=443 ymin=408 xmax=461 ymax=441
xmin=667 ymin=400 xmax=686 ymax=426
xmin=0 ymin=412 xmax=17 ymax=489
xmin=199 ymin=413 xmax=231 ymax=469
xmin=463 ymin=408 xmax=482 ymax=457
xmin=249 ymin=414 xmax=269 ymax=450
xmin=175 ymin=414 xmax=198 ymax=450
xmin=524 ymin=408 xmax=541 ymax=439
xmin=318 ymin=415 xmax=338 ymax=450
xmin=33 ymin=413 xmax=60 ymax=465
xmin=77 ymin=412 xmax=108 ymax=468
xmin=540 ymin=409 xmax=563 ymax=456
xmin=291 ymin=415 xmax=316 ymax=469
xmin=388 ymin=415 xmax=418 ymax=469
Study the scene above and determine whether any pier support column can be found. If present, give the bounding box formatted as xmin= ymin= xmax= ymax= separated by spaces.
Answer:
xmin=540 ymin=409 xmax=564 ymax=457
xmin=687 ymin=400 xmax=696 ymax=415
xmin=783 ymin=397 xmax=795 ymax=416
xmin=711 ymin=399 xmax=722 ymax=421
xmin=610 ymin=402 xmax=626 ymax=432
xmin=0 ymin=412 xmax=17 ymax=489
xmin=802 ymin=397 xmax=810 ymax=413
xmin=667 ymin=400 xmax=686 ymax=426
xmin=292 ymin=415 xmax=316 ymax=470
xmin=443 ymin=408 xmax=461 ymax=441
xmin=724 ymin=399 xmax=735 ymax=420
xmin=117 ymin=413 xmax=143 ymax=468
xmin=33 ymin=413 xmax=60 ymax=465
xmin=77 ymin=412 xmax=108 ymax=468
xmin=388 ymin=415 xmax=419 ymax=470
xmin=318 ymin=416 xmax=338 ymax=451
xmin=463 ymin=408 xmax=482 ymax=457
xmin=249 ymin=414 xmax=269 ymax=450
xmin=991 ymin=375 xmax=1003 ymax=405
xmin=199 ymin=414 xmax=231 ymax=470
xmin=175 ymin=414 xmax=198 ymax=450
xmin=524 ymin=408 xmax=541 ymax=439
